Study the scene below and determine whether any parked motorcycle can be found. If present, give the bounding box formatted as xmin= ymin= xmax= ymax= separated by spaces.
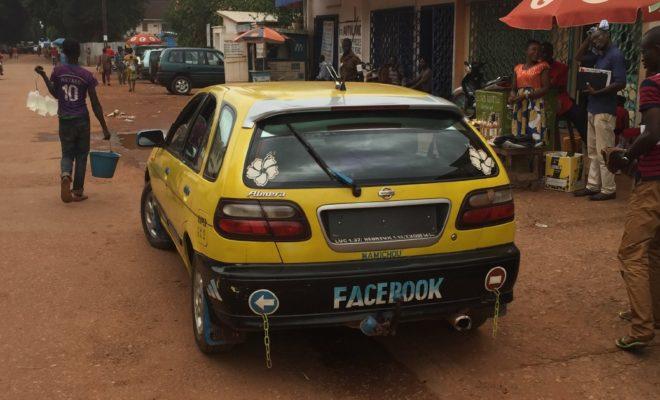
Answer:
xmin=451 ymin=61 xmax=511 ymax=118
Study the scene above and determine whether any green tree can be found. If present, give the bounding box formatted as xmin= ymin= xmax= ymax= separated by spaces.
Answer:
xmin=24 ymin=0 xmax=147 ymax=42
xmin=166 ymin=0 xmax=301 ymax=47
xmin=0 ymin=0 xmax=32 ymax=43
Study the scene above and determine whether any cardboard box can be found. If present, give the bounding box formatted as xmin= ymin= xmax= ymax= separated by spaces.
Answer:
xmin=544 ymin=152 xmax=586 ymax=192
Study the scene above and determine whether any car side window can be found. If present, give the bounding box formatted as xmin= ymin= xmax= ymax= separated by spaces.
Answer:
xmin=166 ymin=95 xmax=206 ymax=157
xmin=182 ymin=96 xmax=217 ymax=172
xmin=204 ymin=105 xmax=236 ymax=181
xmin=206 ymin=51 xmax=223 ymax=66
xmin=185 ymin=50 xmax=204 ymax=65
xmin=168 ymin=49 xmax=184 ymax=63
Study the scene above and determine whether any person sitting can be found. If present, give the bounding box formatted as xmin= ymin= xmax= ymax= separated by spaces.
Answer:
xmin=508 ymin=40 xmax=550 ymax=145
xmin=378 ymin=56 xmax=404 ymax=85
xmin=407 ymin=56 xmax=432 ymax=94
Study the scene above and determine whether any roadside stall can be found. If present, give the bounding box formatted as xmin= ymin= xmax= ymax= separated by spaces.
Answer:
xmin=476 ymin=0 xmax=660 ymax=190
xmin=233 ymin=26 xmax=289 ymax=82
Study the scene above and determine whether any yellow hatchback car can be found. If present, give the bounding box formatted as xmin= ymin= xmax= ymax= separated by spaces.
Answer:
xmin=137 ymin=82 xmax=519 ymax=354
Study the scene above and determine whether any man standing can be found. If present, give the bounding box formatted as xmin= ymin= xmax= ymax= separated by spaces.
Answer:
xmin=115 ymin=47 xmax=126 ymax=85
xmin=339 ymin=38 xmax=361 ymax=82
xmin=604 ymin=26 xmax=660 ymax=351
xmin=316 ymin=54 xmax=333 ymax=81
xmin=35 ymin=39 xmax=111 ymax=203
xmin=574 ymin=22 xmax=627 ymax=201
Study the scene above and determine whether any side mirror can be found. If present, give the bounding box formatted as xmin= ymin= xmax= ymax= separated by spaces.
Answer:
xmin=137 ymin=129 xmax=165 ymax=148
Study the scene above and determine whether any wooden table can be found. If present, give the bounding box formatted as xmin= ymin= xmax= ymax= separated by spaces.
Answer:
xmin=492 ymin=146 xmax=546 ymax=190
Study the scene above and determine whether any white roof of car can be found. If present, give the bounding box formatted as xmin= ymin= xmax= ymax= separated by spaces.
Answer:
xmin=241 ymin=95 xmax=462 ymax=128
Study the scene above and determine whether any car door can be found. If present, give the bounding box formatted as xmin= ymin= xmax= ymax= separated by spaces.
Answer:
xmin=171 ymin=94 xmax=223 ymax=248
xmin=150 ymin=94 xmax=207 ymax=243
xmin=204 ymin=50 xmax=225 ymax=85
xmin=184 ymin=49 xmax=206 ymax=87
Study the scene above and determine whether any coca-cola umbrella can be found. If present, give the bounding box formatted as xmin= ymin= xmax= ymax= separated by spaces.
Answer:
xmin=501 ymin=0 xmax=660 ymax=30
xmin=126 ymin=33 xmax=163 ymax=45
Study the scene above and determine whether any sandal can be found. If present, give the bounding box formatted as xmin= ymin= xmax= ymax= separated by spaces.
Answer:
xmin=618 ymin=310 xmax=660 ymax=328
xmin=61 ymin=176 xmax=73 ymax=203
xmin=615 ymin=336 xmax=652 ymax=351
xmin=72 ymin=193 xmax=89 ymax=202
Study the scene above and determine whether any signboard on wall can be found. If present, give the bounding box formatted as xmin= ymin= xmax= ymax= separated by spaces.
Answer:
xmin=223 ymin=40 xmax=247 ymax=60
xmin=338 ymin=22 xmax=362 ymax=59
xmin=321 ymin=20 xmax=335 ymax=64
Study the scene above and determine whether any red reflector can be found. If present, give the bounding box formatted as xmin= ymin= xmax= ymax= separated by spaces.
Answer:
xmin=218 ymin=219 xmax=270 ymax=236
xmin=461 ymin=203 xmax=514 ymax=226
xmin=269 ymin=221 xmax=306 ymax=238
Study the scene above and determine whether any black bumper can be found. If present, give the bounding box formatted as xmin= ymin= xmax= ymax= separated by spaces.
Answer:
xmin=198 ymin=244 xmax=520 ymax=331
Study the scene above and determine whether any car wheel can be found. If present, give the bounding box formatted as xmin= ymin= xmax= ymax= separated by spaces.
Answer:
xmin=171 ymin=76 xmax=191 ymax=95
xmin=191 ymin=256 xmax=238 ymax=354
xmin=140 ymin=182 xmax=174 ymax=250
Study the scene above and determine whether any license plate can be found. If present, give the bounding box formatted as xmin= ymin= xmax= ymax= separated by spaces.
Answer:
xmin=324 ymin=204 xmax=444 ymax=244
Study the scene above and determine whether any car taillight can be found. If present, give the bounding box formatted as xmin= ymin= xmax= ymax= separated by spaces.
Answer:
xmin=214 ymin=200 xmax=310 ymax=241
xmin=457 ymin=187 xmax=514 ymax=229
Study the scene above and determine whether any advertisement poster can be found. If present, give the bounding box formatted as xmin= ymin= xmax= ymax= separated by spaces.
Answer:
xmin=321 ymin=20 xmax=335 ymax=63
xmin=338 ymin=22 xmax=362 ymax=59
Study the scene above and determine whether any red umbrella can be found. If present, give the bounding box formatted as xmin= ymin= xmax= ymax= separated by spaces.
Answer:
xmin=126 ymin=33 xmax=163 ymax=45
xmin=501 ymin=0 xmax=660 ymax=30
xmin=233 ymin=27 xmax=288 ymax=44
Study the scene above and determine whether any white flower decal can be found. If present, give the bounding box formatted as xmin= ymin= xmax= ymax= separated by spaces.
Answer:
xmin=469 ymin=146 xmax=496 ymax=176
xmin=246 ymin=152 xmax=279 ymax=187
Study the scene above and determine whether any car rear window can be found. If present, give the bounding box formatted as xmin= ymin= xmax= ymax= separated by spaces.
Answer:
xmin=244 ymin=110 xmax=497 ymax=188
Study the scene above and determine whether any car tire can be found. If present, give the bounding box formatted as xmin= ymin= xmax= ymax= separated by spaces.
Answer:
xmin=171 ymin=76 xmax=191 ymax=95
xmin=191 ymin=255 xmax=238 ymax=354
xmin=140 ymin=182 xmax=174 ymax=250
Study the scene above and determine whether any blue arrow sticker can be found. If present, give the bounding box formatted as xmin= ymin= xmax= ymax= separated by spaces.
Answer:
xmin=248 ymin=289 xmax=280 ymax=316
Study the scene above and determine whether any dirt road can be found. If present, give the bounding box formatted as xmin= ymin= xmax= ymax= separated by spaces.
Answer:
xmin=0 ymin=56 xmax=658 ymax=400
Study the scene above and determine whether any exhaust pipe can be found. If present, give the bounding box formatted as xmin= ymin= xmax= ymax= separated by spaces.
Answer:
xmin=449 ymin=314 xmax=472 ymax=332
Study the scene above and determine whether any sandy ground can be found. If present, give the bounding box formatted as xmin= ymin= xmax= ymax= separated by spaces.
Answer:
xmin=0 ymin=55 xmax=658 ymax=400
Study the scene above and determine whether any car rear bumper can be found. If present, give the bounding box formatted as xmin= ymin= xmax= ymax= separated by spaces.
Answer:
xmin=198 ymin=244 xmax=520 ymax=331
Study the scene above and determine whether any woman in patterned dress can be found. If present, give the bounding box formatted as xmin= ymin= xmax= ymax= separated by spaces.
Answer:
xmin=508 ymin=40 xmax=551 ymax=144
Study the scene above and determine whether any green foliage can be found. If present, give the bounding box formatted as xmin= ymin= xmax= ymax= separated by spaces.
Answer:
xmin=0 ymin=0 xmax=32 ymax=43
xmin=166 ymin=0 xmax=302 ymax=47
xmin=23 ymin=0 xmax=147 ymax=42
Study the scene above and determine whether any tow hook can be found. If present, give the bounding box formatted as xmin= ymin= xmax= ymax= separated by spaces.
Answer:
xmin=448 ymin=313 xmax=472 ymax=332
xmin=359 ymin=296 xmax=402 ymax=337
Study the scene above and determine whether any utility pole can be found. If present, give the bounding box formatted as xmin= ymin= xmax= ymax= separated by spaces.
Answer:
xmin=101 ymin=0 xmax=108 ymax=44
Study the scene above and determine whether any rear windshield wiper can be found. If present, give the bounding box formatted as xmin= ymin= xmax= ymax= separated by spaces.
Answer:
xmin=286 ymin=123 xmax=361 ymax=197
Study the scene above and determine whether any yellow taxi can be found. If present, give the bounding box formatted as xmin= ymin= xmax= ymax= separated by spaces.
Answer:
xmin=137 ymin=82 xmax=519 ymax=354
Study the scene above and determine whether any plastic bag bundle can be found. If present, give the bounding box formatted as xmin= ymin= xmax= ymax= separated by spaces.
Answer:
xmin=26 ymin=90 xmax=40 ymax=112
xmin=26 ymin=89 xmax=58 ymax=117
xmin=44 ymin=96 xmax=58 ymax=117
xmin=36 ymin=93 xmax=48 ymax=116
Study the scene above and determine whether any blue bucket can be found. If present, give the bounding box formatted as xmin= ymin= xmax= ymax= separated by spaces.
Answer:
xmin=89 ymin=151 xmax=121 ymax=178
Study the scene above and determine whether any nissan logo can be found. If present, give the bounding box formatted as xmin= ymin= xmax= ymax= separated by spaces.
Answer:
xmin=378 ymin=187 xmax=395 ymax=200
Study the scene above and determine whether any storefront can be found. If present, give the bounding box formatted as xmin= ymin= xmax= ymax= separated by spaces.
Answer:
xmin=306 ymin=0 xmax=468 ymax=97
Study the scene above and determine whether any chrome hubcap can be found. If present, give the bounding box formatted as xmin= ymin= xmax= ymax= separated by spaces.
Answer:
xmin=175 ymin=79 xmax=189 ymax=93
xmin=193 ymin=271 xmax=204 ymax=335
xmin=144 ymin=194 xmax=159 ymax=238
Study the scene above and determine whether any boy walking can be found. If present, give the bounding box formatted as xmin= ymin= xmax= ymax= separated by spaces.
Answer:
xmin=35 ymin=39 xmax=111 ymax=203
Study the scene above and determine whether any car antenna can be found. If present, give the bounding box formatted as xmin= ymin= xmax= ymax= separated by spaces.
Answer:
xmin=324 ymin=63 xmax=345 ymax=91
xmin=286 ymin=123 xmax=361 ymax=197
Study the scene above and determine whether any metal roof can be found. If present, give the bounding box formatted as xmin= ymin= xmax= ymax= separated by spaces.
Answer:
xmin=217 ymin=10 xmax=278 ymax=24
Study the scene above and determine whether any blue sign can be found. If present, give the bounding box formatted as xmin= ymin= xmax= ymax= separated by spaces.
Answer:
xmin=248 ymin=289 xmax=280 ymax=315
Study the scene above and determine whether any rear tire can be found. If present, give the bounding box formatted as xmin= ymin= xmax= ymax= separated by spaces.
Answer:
xmin=171 ymin=75 xmax=191 ymax=95
xmin=191 ymin=256 xmax=238 ymax=354
xmin=140 ymin=182 xmax=174 ymax=250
